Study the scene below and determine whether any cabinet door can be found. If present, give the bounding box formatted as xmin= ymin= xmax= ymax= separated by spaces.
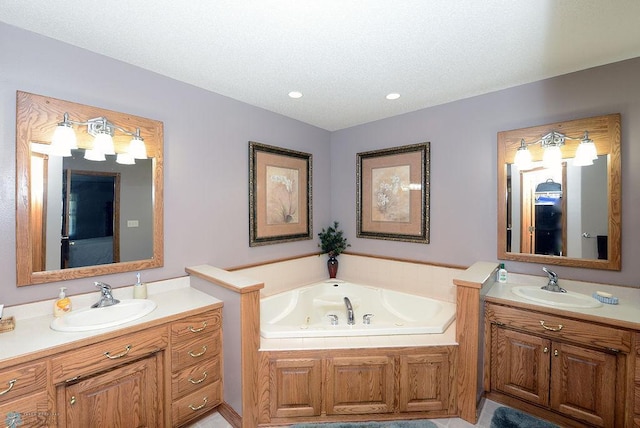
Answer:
xmin=61 ymin=353 xmax=162 ymax=428
xmin=550 ymin=342 xmax=616 ymax=427
xmin=326 ymin=355 xmax=394 ymax=415
xmin=494 ymin=327 xmax=550 ymax=406
xmin=269 ymin=357 xmax=322 ymax=418
xmin=399 ymin=352 xmax=452 ymax=413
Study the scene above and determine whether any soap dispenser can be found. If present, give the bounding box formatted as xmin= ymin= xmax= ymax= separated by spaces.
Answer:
xmin=133 ymin=272 xmax=147 ymax=299
xmin=54 ymin=287 xmax=72 ymax=317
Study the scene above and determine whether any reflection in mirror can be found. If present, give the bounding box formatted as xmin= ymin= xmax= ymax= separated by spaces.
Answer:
xmin=498 ymin=114 xmax=621 ymax=270
xmin=16 ymin=91 xmax=164 ymax=286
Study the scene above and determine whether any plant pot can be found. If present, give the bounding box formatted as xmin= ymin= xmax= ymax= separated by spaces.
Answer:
xmin=327 ymin=256 xmax=338 ymax=279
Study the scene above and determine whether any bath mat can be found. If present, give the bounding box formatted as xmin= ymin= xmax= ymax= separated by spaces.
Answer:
xmin=290 ymin=420 xmax=437 ymax=428
xmin=490 ymin=406 xmax=560 ymax=428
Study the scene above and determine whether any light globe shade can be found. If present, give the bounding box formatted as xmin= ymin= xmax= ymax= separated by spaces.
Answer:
xmin=49 ymin=124 xmax=76 ymax=156
xmin=542 ymin=145 xmax=562 ymax=169
xmin=574 ymin=141 xmax=598 ymax=166
xmin=128 ymin=137 xmax=148 ymax=159
xmin=116 ymin=152 xmax=135 ymax=165
xmin=93 ymin=132 xmax=115 ymax=155
xmin=84 ymin=149 xmax=106 ymax=161
xmin=514 ymin=147 xmax=532 ymax=170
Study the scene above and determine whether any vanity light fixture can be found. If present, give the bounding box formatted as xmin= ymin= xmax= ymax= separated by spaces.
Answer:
xmin=513 ymin=130 xmax=595 ymax=170
xmin=50 ymin=113 xmax=148 ymax=164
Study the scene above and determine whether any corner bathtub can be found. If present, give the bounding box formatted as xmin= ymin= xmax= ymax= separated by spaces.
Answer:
xmin=260 ymin=280 xmax=456 ymax=339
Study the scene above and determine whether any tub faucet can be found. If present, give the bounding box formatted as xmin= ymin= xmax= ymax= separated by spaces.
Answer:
xmin=92 ymin=282 xmax=120 ymax=308
xmin=343 ymin=297 xmax=355 ymax=325
xmin=541 ymin=267 xmax=566 ymax=293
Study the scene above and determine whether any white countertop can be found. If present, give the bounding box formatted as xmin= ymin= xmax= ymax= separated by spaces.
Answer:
xmin=485 ymin=273 xmax=640 ymax=330
xmin=0 ymin=277 xmax=222 ymax=364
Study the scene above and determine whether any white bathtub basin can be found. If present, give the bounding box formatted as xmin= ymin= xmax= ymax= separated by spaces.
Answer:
xmin=511 ymin=285 xmax=602 ymax=309
xmin=260 ymin=280 xmax=456 ymax=338
xmin=50 ymin=299 xmax=157 ymax=332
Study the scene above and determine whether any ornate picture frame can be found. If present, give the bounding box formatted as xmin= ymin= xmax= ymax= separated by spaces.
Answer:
xmin=357 ymin=142 xmax=430 ymax=243
xmin=249 ymin=141 xmax=312 ymax=246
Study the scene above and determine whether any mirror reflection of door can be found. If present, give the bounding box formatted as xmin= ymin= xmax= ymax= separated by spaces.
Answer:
xmin=520 ymin=165 xmax=567 ymax=256
xmin=61 ymin=170 xmax=120 ymax=268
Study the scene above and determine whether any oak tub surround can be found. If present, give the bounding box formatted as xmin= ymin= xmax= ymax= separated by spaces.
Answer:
xmin=484 ymin=274 xmax=640 ymax=427
xmin=0 ymin=277 xmax=224 ymax=427
xmin=186 ymin=254 xmax=498 ymax=427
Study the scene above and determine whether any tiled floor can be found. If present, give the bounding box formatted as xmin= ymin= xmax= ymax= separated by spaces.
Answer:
xmin=188 ymin=399 xmax=504 ymax=427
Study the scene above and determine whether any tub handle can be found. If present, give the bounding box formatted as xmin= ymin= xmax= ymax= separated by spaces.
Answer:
xmin=327 ymin=314 xmax=338 ymax=325
xmin=363 ymin=313 xmax=374 ymax=325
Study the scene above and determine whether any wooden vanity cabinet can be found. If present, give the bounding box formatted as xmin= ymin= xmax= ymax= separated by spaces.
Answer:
xmin=486 ymin=302 xmax=633 ymax=427
xmin=0 ymin=304 xmax=223 ymax=428
xmin=260 ymin=346 xmax=456 ymax=425
xmin=170 ymin=309 xmax=223 ymax=427
xmin=0 ymin=360 xmax=52 ymax=427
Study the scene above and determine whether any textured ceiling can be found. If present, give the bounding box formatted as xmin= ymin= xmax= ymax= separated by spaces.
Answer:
xmin=2 ymin=1 xmax=640 ymax=131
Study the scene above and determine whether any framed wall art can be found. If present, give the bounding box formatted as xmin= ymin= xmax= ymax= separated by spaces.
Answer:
xmin=249 ymin=141 xmax=312 ymax=246
xmin=357 ymin=142 xmax=430 ymax=243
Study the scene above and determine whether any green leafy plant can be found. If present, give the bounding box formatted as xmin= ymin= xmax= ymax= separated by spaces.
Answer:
xmin=318 ymin=221 xmax=350 ymax=257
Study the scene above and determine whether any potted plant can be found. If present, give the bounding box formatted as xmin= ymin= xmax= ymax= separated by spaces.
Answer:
xmin=318 ymin=221 xmax=350 ymax=278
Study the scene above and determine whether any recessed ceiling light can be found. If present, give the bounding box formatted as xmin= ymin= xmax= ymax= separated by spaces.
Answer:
xmin=386 ymin=93 xmax=400 ymax=100
xmin=288 ymin=91 xmax=303 ymax=99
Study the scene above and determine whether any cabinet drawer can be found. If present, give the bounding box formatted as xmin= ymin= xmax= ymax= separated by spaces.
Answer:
xmin=172 ymin=332 xmax=221 ymax=372
xmin=171 ymin=309 xmax=221 ymax=345
xmin=486 ymin=303 xmax=632 ymax=352
xmin=0 ymin=360 xmax=47 ymax=403
xmin=51 ymin=326 xmax=168 ymax=383
xmin=171 ymin=380 xmax=222 ymax=426
xmin=172 ymin=357 xmax=221 ymax=399
xmin=0 ymin=391 xmax=51 ymax=427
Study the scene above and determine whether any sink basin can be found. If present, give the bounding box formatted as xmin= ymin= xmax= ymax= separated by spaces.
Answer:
xmin=51 ymin=299 xmax=157 ymax=332
xmin=511 ymin=286 xmax=602 ymax=309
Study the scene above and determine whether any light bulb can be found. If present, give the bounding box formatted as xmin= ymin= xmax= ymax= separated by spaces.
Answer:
xmin=116 ymin=153 xmax=135 ymax=165
xmin=514 ymin=146 xmax=532 ymax=170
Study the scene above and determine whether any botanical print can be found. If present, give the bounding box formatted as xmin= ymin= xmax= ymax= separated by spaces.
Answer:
xmin=266 ymin=165 xmax=299 ymax=224
xmin=371 ymin=165 xmax=410 ymax=222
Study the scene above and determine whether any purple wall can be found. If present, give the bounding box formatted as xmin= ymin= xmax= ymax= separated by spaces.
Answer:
xmin=1 ymin=22 xmax=638 ymax=306
xmin=0 ymin=23 xmax=331 ymax=305
xmin=330 ymin=57 xmax=640 ymax=287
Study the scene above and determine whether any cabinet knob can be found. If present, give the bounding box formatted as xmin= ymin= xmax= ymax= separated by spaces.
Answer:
xmin=543 ymin=347 xmax=549 ymax=353
xmin=554 ymin=349 xmax=559 ymax=357
xmin=70 ymin=395 xmax=76 ymax=405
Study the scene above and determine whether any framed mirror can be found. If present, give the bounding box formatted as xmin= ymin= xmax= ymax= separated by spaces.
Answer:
xmin=16 ymin=91 xmax=164 ymax=286
xmin=497 ymin=113 xmax=621 ymax=270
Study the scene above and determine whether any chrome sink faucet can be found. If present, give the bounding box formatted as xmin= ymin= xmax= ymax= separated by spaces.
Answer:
xmin=541 ymin=267 xmax=566 ymax=293
xmin=92 ymin=281 xmax=120 ymax=308
xmin=343 ymin=297 xmax=355 ymax=325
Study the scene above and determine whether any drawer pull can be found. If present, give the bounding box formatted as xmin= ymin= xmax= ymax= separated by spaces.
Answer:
xmin=188 ymin=345 xmax=207 ymax=358
xmin=189 ymin=321 xmax=208 ymax=333
xmin=540 ymin=321 xmax=563 ymax=331
xmin=104 ymin=344 xmax=132 ymax=359
xmin=188 ymin=371 xmax=208 ymax=384
xmin=188 ymin=396 xmax=208 ymax=411
xmin=0 ymin=379 xmax=16 ymax=396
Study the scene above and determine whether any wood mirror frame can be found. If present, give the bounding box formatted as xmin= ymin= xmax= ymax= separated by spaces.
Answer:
xmin=16 ymin=91 xmax=164 ymax=286
xmin=497 ymin=113 xmax=621 ymax=270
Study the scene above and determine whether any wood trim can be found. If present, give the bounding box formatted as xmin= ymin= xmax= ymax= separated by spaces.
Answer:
xmin=226 ymin=251 xmax=468 ymax=273
xmin=497 ymin=113 xmax=621 ymax=270
xmin=455 ymin=284 xmax=480 ymax=424
xmin=16 ymin=90 xmax=164 ymax=285
xmin=240 ymin=289 xmax=261 ymax=428
xmin=217 ymin=401 xmax=242 ymax=428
